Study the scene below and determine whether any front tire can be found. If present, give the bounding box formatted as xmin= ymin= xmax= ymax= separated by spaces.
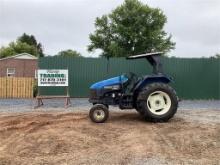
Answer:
xmin=137 ymin=83 xmax=178 ymax=122
xmin=89 ymin=104 xmax=109 ymax=123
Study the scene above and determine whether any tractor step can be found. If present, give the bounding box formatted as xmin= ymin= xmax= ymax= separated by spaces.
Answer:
xmin=119 ymin=95 xmax=134 ymax=109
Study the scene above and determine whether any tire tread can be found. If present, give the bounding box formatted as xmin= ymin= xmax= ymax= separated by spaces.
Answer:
xmin=137 ymin=83 xmax=178 ymax=122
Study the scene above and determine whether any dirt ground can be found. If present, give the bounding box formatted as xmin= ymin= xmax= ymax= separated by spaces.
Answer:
xmin=0 ymin=109 xmax=219 ymax=165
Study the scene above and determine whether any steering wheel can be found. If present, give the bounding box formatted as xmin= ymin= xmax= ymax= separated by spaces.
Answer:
xmin=124 ymin=72 xmax=138 ymax=82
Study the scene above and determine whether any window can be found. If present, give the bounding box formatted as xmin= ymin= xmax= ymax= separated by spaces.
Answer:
xmin=7 ymin=68 xmax=15 ymax=77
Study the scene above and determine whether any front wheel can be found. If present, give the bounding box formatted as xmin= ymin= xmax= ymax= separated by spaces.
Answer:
xmin=89 ymin=104 xmax=109 ymax=123
xmin=137 ymin=83 xmax=178 ymax=122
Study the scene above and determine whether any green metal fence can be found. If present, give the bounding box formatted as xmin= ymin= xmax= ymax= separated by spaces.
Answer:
xmin=38 ymin=57 xmax=220 ymax=99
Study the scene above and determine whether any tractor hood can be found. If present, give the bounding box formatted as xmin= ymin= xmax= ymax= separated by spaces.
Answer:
xmin=90 ymin=75 xmax=128 ymax=89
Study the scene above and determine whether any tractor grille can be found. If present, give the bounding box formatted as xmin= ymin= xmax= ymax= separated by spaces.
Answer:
xmin=90 ymin=89 xmax=98 ymax=99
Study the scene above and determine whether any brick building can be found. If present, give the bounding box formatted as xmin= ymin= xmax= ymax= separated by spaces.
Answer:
xmin=0 ymin=53 xmax=37 ymax=78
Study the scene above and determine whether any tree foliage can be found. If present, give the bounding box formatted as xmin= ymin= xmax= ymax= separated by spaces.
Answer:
xmin=210 ymin=53 xmax=220 ymax=59
xmin=215 ymin=53 xmax=220 ymax=58
xmin=88 ymin=0 xmax=175 ymax=57
xmin=0 ymin=33 xmax=44 ymax=58
xmin=18 ymin=33 xmax=44 ymax=57
xmin=56 ymin=49 xmax=82 ymax=57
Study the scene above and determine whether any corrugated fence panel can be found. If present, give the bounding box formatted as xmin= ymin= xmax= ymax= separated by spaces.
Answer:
xmin=38 ymin=57 xmax=220 ymax=99
xmin=38 ymin=57 xmax=108 ymax=97
xmin=163 ymin=58 xmax=219 ymax=99
xmin=108 ymin=58 xmax=151 ymax=77
xmin=69 ymin=57 xmax=108 ymax=97
xmin=218 ymin=59 xmax=220 ymax=99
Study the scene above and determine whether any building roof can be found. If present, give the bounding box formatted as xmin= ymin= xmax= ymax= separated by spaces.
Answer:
xmin=0 ymin=53 xmax=38 ymax=61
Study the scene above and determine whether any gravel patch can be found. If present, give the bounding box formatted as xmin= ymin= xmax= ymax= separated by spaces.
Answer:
xmin=179 ymin=100 xmax=220 ymax=110
xmin=0 ymin=98 xmax=220 ymax=113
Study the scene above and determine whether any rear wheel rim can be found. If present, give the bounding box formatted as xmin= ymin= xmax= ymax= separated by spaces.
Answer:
xmin=93 ymin=109 xmax=105 ymax=121
xmin=147 ymin=91 xmax=171 ymax=115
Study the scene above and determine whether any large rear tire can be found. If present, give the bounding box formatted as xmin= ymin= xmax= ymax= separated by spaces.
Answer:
xmin=136 ymin=83 xmax=178 ymax=122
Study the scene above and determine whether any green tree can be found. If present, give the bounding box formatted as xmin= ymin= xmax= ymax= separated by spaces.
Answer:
xmin=0 ymin=33 xmax=44 ymax=58
xmin=18 ymin=33 xmax=44 ymax=57
xmin=88 ymin=0 xmax=175 ymax=58
xmin=0 ymin=46 xmax=14 ymax=58
xmin=215 ymin=53 xmax=220 ymax=58
xmin=56 ymin=49 xmax=82 ymax=57
xmin=210 ymin=53 xmax=220 ymax=59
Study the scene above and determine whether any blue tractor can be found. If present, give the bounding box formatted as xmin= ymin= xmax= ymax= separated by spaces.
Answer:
xmin=89 ymin=52 xmax=178 ymax=123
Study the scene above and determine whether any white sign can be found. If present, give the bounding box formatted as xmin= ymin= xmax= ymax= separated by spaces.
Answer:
xmin=38 ymin=70 xmax=68 ymax=86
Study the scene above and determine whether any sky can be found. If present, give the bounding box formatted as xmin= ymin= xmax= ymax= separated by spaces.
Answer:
xmin=0 ymin=0 xmax=219 ymax=58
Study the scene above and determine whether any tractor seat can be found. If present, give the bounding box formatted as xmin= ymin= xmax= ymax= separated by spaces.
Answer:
xmin=123 ymin=72 xmax=140 ymax=94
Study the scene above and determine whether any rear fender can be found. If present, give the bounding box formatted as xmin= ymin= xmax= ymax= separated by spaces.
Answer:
xmin=134 ymin=75 xmax=172 ymax=92
xmin=132 ymin=75 xmax=172 ymax=108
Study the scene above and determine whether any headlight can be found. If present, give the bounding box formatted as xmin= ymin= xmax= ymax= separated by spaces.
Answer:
xmin=104 ymin=85 xmax=120 ymax=90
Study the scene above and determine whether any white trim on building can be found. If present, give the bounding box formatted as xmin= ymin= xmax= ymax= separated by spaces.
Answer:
xmin=0 ymin=53 xmax=37 ymax=61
